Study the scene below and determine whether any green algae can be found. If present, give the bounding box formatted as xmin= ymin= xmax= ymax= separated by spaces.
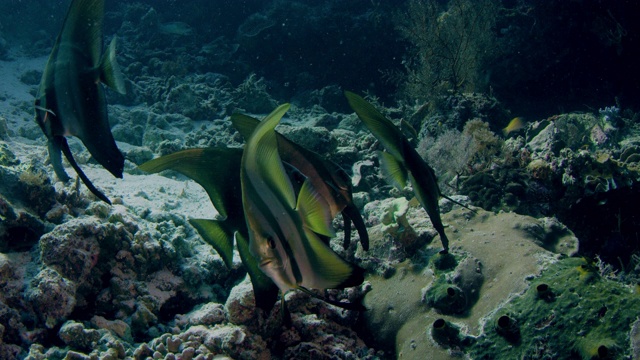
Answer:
xmin=470 ymin=257 xmax=640 ymax=359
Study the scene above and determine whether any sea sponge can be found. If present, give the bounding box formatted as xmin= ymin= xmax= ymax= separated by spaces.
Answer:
xmin=471 ymin=257 xmax=640 ymax=359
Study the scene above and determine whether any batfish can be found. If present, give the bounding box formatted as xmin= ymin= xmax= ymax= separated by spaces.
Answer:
xmin=34 ymin=0 xmax=126 ymax=204
xmin=231 ymin=113 xmax=369 ymax=251
xmin=241 ymin=103 xmax=364 ymax=312
xmin=346 ymin=91 xmax=473 ymax=254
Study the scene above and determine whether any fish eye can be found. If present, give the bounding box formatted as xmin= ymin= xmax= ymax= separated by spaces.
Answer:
xmin=267 ymin=236 xmax=276 ymax=249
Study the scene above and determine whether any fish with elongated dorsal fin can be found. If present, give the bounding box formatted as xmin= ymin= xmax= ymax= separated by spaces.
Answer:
xmin=346 ymin=91 xmax=473 ymax=254
xmin=138 ymin=148 xmax=280 ymax=312
xmin=231 ymin=113 xmax=369 ymax=251
xmin=34 ymin=0 xmax=126 ymax=204
xmin=241 ymin=103 xmax=364 ymax=308
xmin=138 ymin=148 xmax=279 ymax=311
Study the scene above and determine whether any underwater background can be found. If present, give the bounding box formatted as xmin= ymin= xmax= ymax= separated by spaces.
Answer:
xmin=1 ymin=0 xmax=640 ymax=359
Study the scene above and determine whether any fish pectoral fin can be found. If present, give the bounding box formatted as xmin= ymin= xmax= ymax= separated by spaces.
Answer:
xmin=297 ymin=179 xmax=336 ymax=238
xmin=378 ymin=150 xmax=408 ymax=190
xmin=189 ymin=218 xmax=235 ymax=268
xmin=441 ymin=194 xmax=477 ymax=213
xmin=99 ymin=37 xmax=126 ymax=94
xmin=48 ymin=138 xmax=71 ymax=182
xmin=302 ymin=228 xmax=363 ymax=289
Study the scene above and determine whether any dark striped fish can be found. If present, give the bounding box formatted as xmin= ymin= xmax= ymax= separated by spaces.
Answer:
xmin=240 ymin=104 xmax=364 ymax=299
xmin=34 ymin=0 xmax=126 ymax=204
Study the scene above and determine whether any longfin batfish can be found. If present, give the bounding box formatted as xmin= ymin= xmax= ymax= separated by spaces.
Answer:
xmin=231 ymin=113 xmax=369 ymax=251
xmin=138 ymin=148 xmax=280 ymax=312
xmin=34 ymin=0 xmax=126 ymax=204
xmin=346 ymin=91 xmax=471 ymax=254
xmin=241 ymin=103 xmax=364 ymax=303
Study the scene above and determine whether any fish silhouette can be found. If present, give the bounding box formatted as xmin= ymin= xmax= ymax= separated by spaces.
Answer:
xmin=240 ymin=104 xmax=364 ymax=307
xmin=34 ymin=0 xmax=126 ymax=204
xmin=346 ymin=91 xmax=473 ymax=254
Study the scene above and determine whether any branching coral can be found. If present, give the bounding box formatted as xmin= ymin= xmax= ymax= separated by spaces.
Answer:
xmin=396 ymin=0 xmax=500 ymax=99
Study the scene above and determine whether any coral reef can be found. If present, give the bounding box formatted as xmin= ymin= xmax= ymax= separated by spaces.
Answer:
xmin=0 ymin=1 xmax=639 ymax=359
xmin=471 ymin=257 xmax=640 ymax=359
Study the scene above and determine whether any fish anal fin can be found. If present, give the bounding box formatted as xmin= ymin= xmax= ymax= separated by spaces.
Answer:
xmin=378 ymin=150 xmax=407 ymax=191
xmin=342 ymin=204 xmax=369 ymax=251
xmin=99 ymin=37 xmax=126 ymax=94
xmin=58 ymin=136 xmax=111 ymax=204
xmin=441 ymin=194 xmax=477 ymax=213
xmin=48 ymin=138 xmax=70 ymax=182
xmin=297 ymin=179 xmax=335 ymax=238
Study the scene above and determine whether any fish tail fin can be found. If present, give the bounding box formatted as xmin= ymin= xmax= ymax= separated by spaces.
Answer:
xmin=99 ymin=37 xmax=126 ymax=94
xmin=58 ymin=136 xmax=112 ymax=204
xmin=336 ymin=262 xmax=365 ymax=289
xmin=48 ymin=137 xmax=71 ymax=182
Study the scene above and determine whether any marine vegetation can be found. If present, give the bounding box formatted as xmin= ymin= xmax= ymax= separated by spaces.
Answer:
xmin=34 ymin=0 xmax=126 ymax=204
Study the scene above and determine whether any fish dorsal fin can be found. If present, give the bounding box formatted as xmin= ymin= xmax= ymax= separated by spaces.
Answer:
xmin=296 ymin=179 xmax=335 ymax=238
xmin=230 ymin=113 xmax=259 ymax=141
xmin=62 ymin=0 xmax=104 ymax=66
xmin=189 ymin=219 xmax=235 ymax=268
xmin=378 ymin=150 xmax=408 ymax=190
xmin=301 ymin=228 xmax=361 ymax=290
xmin=138 ymin=148 xmax=244 ymax=220
xmin=99 ymin=37 xmax=126 ymax=94
xmin=246 ymin=104 xmax=296 ymax=209
xmin=345 ymin=91 xmax=405 ymax=160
